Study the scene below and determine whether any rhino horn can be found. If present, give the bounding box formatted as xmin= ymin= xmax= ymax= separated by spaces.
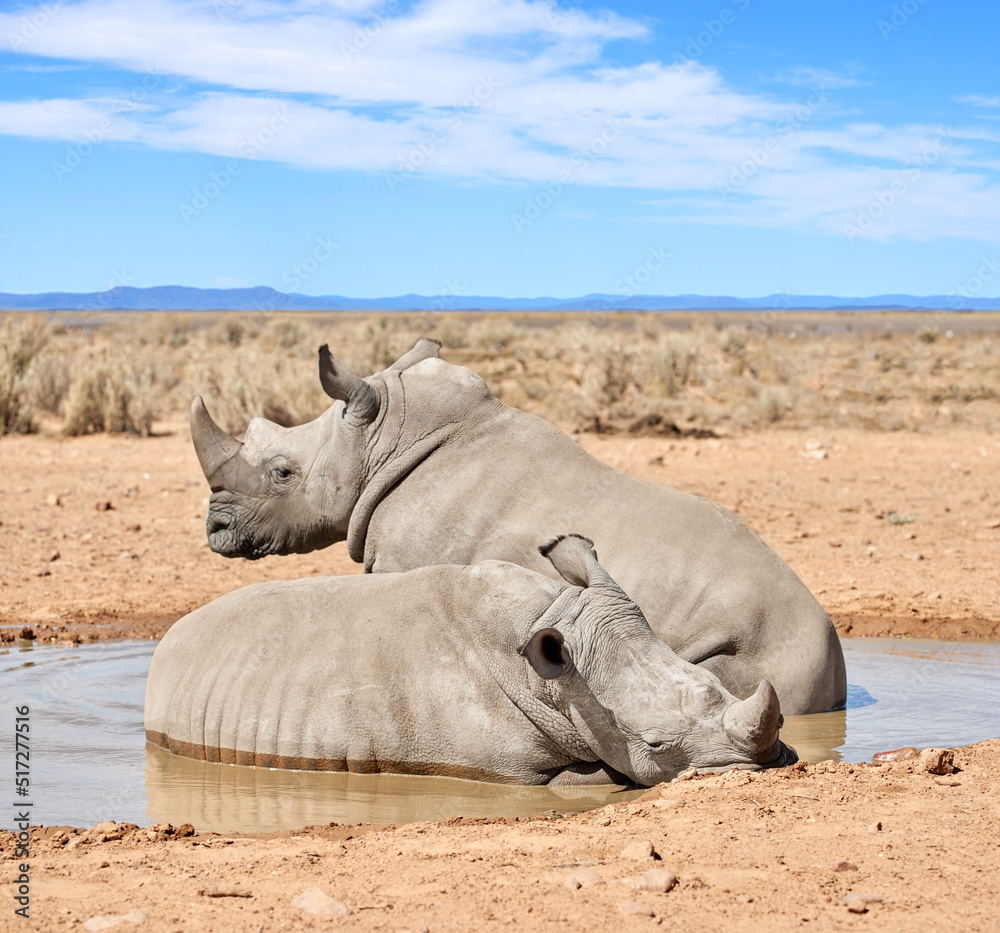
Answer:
xmin=191 ymin=396 xmax=243 ymax=483
xmin=318 ymin=344 xmax=380 ymax=423
xmin=387 ymin=337 xmax=442 ymax=372
xmin=723 ymin=679 xmax=783 ymax=755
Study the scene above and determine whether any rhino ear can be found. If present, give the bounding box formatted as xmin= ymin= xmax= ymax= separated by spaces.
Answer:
xmin=519 ymin=627 xmax=567 ymax=680
xmin=318 ymin=344 xmax=380 ymax=423
xmin=539 ymin=534 xmax=604 ymax=588
xmin=387 ymin=337 xmax=442 ymax=372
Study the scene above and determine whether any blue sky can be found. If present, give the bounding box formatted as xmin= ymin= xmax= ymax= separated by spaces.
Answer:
xmin=0 ymin=0 xmax=998 ymax=298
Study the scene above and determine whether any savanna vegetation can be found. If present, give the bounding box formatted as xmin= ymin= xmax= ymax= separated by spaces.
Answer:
xmin=1 ymin=310 xmax=998 ymax=438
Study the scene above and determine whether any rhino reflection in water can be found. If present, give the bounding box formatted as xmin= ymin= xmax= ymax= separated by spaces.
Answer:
xmin=192 ymin=339 xmax=845 ymax=715
xmin=145 ymin=536 xmax=796 ymax=786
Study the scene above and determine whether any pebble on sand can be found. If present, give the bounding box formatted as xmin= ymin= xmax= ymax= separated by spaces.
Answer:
xmin=565 ymin=868 xmax=605 ymax=891
xmin=872 ymin=747 xmax=919 ymax=763
xmin=918 ymin=748 xmax=956 ymax=775
xmin=84 ymin=910 xmax=147 ymax=932
xmin=292 ymin=887 xmax=353 ymax=917
xmin=843 ymin=893 xmax=883 ymax=914
xmin=627 ymin=869 xmax=678 ymax=894
xmin=617 ymin=900 xmax=655 ymax=917
xmin=620 ymin=840 xmax=656 ymax=860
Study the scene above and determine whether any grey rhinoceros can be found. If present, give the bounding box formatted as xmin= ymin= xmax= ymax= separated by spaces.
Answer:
xmin=145 ymin=535 xmax=796 ymax=785
xmin=191 ymin=339 xmax=845 ymax=715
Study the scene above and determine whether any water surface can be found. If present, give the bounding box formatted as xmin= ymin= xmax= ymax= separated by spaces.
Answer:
xmin=2 ymin=637 xmax=997 ymax=833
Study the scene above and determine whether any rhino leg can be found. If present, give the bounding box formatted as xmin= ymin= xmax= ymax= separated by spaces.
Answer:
xmin=547 ymin=761 xmax=635 ymax=787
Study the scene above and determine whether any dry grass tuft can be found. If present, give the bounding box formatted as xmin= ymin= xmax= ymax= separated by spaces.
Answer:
xmin=0 ymin=318 xmax=48 ymax=434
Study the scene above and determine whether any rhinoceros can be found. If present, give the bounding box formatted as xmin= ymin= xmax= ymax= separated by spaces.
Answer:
xmin=145 ymin=535 xmax=796 ymax=785
xmin=191 ymin=339 xmax=845 ymax=715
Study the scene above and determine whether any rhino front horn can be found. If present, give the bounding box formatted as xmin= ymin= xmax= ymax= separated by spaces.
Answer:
xmin=191 ymin=396 xmax=243 ymax=483
xmin=723 ymin=679 xmax=782 ymax=755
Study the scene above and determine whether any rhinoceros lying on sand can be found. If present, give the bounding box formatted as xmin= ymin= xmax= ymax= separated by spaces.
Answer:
xmin=191 ymin=339 xmax=845 ymax=715
xmin=145 ymin=535 xmax=796 ymax=785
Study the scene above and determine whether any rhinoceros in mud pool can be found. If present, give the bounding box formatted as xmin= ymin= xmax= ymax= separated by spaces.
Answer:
xmin=145 ymin=535 xmax=797 ymax=785
xmin=191 ymin=339 xmax=845 ymax=715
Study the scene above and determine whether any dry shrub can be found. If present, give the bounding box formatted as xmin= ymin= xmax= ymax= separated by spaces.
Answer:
xmin=62 ymin=357 xmax=160 ymax=436
xmin=0 ymin=318 xmax=48 ymax=433
xmin=656 ymin=332 xmax=697 ymax=397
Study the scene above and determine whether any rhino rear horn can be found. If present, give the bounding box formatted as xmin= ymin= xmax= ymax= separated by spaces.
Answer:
xmin=723 ymin=680 xmax=783 ymax=756
xmin=318 ymin=344 xmax=380 ymax=423
xmin=191 ymin=396 xmax=243 ymax=482
xmin=387 ymin=337 xmax=442 ymax=372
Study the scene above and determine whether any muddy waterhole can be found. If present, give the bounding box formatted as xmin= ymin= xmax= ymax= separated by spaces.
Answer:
xmin=1 ymin=637 xmax=998 ymax=834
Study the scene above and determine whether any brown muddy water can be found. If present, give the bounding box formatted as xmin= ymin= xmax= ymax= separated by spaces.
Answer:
xmin=1 ymin=638 xmax=998 ymax=834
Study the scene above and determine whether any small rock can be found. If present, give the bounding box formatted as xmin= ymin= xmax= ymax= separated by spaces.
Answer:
xmin=125 ymin=523 xmax=141 ymax=532
xmin=620 ymin=840 xmax=656 ymax=860
xmin=35 ymin=568 xmax=51 ymax=577
xmin=84 ymin=911 xmax=147 ymax=932
xmin=175 ymin=823 xmax=195 ymax=837
xmin=933 ymin=776 xmax=961 ymax=787
xmin=844 ymin=893 xmax=883 ymax=914
xmin=735 ymin=894 xmax=753 ymax=904
xmin=867 ymin=821 xmax=882 ymax=833
xmin=616 ymin=900 xmax=655 ymax=917
xmin=46 ymin=493 xmax=62 ymax=506
xmin=834 ymin=861 xmax=858 ymax=872
xmin=680 ymin=874 xmax=705 ymax=889
xmin=918 ymin=748 xmax=955 ymax=775
xmin=292 ymin=887 xmax=352 ymax=917
xmin=674 ymin=767 xmax=697 ymax=782
xmin=42 ymin=549 xmax=60 ymax=562
xmin=627 ymin=869 xmax=678 ymax=894
xmin=99 ymin=861 xmax=110 ymax=868
xmin=18 ymin=627 xmax=34 ymax=641
xmin=566 ymin=868 xmax=605 ymax=890
xmin=872 ymin=746 xmax=919 ymax=763
xmin=95 ymin=500 xmax=115 ymax=511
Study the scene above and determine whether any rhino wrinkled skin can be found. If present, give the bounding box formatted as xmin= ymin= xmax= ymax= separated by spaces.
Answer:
xmin=145 ymin=535 xmax=796 ymax=786
xmin=192 ymin=339 xmax=846 ymax=715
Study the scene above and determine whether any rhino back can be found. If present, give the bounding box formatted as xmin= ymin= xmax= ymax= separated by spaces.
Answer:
xmin=145 ymin=566 xmax=572 ymax=782
xmin=365 ymin=407 xmax=843 ymax=713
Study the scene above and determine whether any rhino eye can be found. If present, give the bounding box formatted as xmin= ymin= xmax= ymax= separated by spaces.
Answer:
xmin=642 ymin=735 xmax=669 ymax=753
xmin=268 ymin=462 xmax=294 ymax=481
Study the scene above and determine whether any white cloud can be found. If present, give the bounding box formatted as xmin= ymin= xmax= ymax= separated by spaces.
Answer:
xmin=0 ymin=0 xmax=997 ymax=240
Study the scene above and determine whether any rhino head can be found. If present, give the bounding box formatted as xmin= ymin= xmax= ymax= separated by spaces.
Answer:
xmin=191 ymin=338 xmax=452 ymax=559
xmin=524 ymin=536 xmax=796 ymax=783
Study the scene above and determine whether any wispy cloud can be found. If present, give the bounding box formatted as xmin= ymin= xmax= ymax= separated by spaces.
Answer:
xmin=0 ymin=0 xmax=997 ymax=241
xmin=955 ymin=94 xmax=1000 ymax=108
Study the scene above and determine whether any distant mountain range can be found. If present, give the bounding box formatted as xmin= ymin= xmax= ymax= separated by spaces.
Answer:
xmin=1 ymin=285 xmax=996 ymax=312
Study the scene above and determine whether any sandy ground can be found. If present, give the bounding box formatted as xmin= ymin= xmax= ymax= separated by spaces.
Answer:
xmin=1 ymin=421 xmax=998 ymax=642
xmin=2 ymin=741 xmax=999 ymax=932
xmin=2 ymin=423 xmax=1000 ymax=930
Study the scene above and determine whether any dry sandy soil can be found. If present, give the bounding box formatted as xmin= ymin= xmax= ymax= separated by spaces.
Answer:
xmin=3 ymin=742 xmax=999 ymax=932
xmin=1 ymin=421 xmax=998 ymax=643
xmin=2 ymin=419 xmax=1000 ymax=932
